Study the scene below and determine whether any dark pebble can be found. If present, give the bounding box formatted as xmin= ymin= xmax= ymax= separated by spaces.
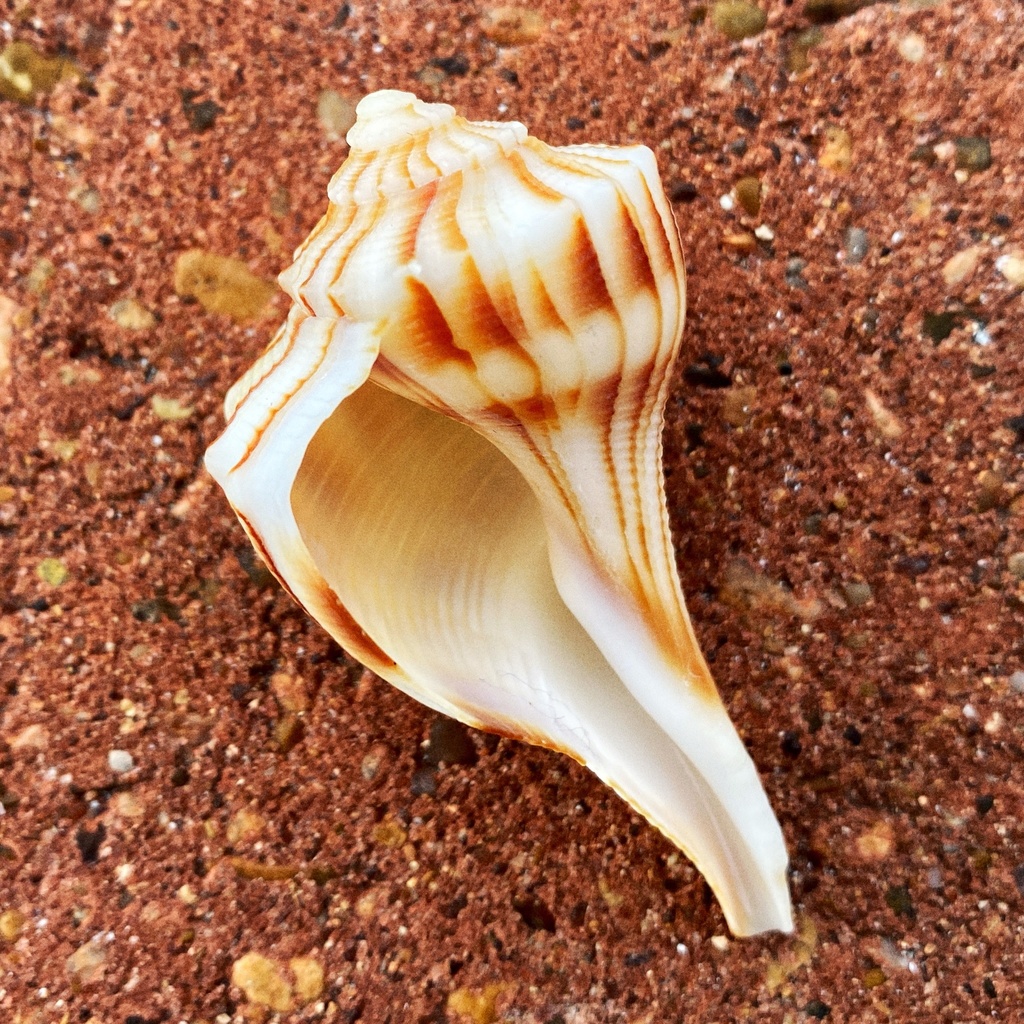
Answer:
xmin=180 ymin=90 xmax=223 ymax=133
xmin=441 ymin=893 xmax=468 ymax=919
xmin=131 ymin=597 xmax=182 ymax=624
xmin=566 ymin=117 xmax=586 ymax=131
xmin=895 ymin=554 xmax=931 ymax=577
xmin=1012 ymin=864 xmax=1024 ymax=897
xmin=683 ymin=362 xmax=731 ymax=389
xmin=975 ymin=794 xmax=994 ymax=816
xmin=780 ymin=731 xmax=802 ymax=758
xmin=669 ymin=181 xmax=698 ymax=203
xmin=733 ymin=105 xmax=761 ymax=129
xmin=969 ymin=363 xmax=996 ymax=380
xmin=512 ymin=893 xmax=556 ymax=932
xmin=684 ymin=422 xmax=705 ymax=450
xmin=922 ymin=310 xmax=959 ymax=342
xmin=954 ymin=136 xmax=992 ymax=172
xmin=330 ymin=3 xmax=350 ymax=28
xmin=430 ymin=54 xmax=470 ymax=76
xmin=804 ymin=1000 xmax=831 ymax=1019
xmin=785 ymin=258 xmax=809 ymax=289
xmin=983 ymin=977 xmax=997 ymax=998
xmin=624 ymin=950 xmax=655 ymax=967
xmin=110 ymin=394 xmax=147 ymax=421
xmin=842 ymin=724 xmax=862 ymax=745
xmin=1005 ymin=415 xmax=1024 ymax=444
xmin=804 ymin=0 xmax=862 ymax=23
xmin=908 ymin=143 xmax=937 ymax=165
xmin=423 ymin=717 xmax=478 ymax=766
xmin=885 ymin=883 xmax=916 ymax=919
xmin=75 ymin=823 xmax=106 ymax=864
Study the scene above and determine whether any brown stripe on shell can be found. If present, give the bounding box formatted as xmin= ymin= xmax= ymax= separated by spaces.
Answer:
xmin=565 ymin=214 xmax=616 ymax=321
xmin=455 ymin=255 xmax=520 ymax=351
xmin=524 ymin=261 xmax=569 ymax=338
xmin=479 ymin=393 xmax=557 ymax=428
xmin=507 ymin=147 xmax=567 ymax=205
xmin=611 ymin=192 xmax=659 ymax=298
xmin=401 ymin=277 xmax=474 ymax=370
xmin=235 ymin=510 xmax=396 ymax=672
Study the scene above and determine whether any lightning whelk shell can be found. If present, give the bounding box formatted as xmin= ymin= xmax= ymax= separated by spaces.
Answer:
xmin=205 ymin=90 xmax=793 ymax=936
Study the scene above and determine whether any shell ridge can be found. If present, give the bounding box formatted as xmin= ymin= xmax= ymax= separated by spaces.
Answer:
xmin=224 ymin=314 xmax=347 ymax=475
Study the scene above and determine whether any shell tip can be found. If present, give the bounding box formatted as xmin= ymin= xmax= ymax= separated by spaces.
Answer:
xmin=348 ymin=90 xmax=455 ymax=151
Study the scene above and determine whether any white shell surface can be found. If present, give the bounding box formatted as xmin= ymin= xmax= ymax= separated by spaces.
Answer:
xmin=206 ymin=90 xmax=792 ymax=936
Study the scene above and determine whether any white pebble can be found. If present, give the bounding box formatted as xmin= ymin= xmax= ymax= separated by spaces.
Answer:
xmin=108 ymin=749 xmax=134 ymax=773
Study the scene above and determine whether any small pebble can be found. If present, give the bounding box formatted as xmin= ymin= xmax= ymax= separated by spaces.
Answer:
xmin=734 ymin=175 xmax=761 ymax=216
xmin=711 ymin=0 xmax=766 ymax=40
xmin=231 ymin=952 xmax=293 ymax=1012
xmin=109 ymin=297 xmax=156 ymax=331
xmin=942 ymin=245 xmax=981 ymax=287
xmin=479 ymin=7 xmax=546 ymax=46
xmin=173 ymin=250 xmax=276 ymax=323
xmin=954 ymin=136 xmax=991 ymax=172
xmin=317 ymin=89 xmax=357 ymax=140
xmin=108 ymin=749 xmax=134 ymax=774
xmin=898 ymin=33 xmax=926 ymax=62
xmin=819 ymin=126 xmax=852 ymax=173
xmin=844 ymin=227 xmax=869 ymax=264
xmin=995 ymin=252 xmax=1024 ymax=287
xmin=66 ymin=939 xmax=107 ymax=985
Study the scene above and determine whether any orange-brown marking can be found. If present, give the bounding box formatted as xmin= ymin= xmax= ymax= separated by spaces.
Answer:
xmin=614 ymin=195 xmax=658 ymax=297
xmin=526 ymin=262 xmax=569 ymax=337
xmin=566 ymin=214 xmax=614 ymax=321
xmin=457 ymin=256 xmax=520 ymax=352
xmin=514 ymin=144 xmax=582 ymax=203
xmin=403 ymin=277 xmax=474 ymax=370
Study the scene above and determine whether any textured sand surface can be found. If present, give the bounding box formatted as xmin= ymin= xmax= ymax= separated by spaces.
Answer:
xmin=2 ymin=1 xmax=1023 ymax=1021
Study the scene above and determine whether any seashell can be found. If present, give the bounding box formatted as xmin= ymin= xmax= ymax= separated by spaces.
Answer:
xmin=205 ymin=90 xmax=792 ymax=936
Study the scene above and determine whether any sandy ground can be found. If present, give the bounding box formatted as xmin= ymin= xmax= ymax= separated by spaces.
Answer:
xmin=2 ymin=1 xmax=1023 ymax=1021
